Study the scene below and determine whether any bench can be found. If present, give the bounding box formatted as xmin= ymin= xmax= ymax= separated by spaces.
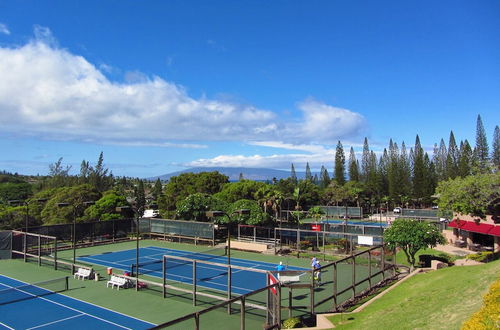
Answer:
xmin=74 ymin=267 xmax=93 ymax=280
xmin=107 ymin=275 xmax=129 ymax=290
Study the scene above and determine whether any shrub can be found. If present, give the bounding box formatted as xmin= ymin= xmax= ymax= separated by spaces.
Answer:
xmin=462 ymin=277 xmax=500 ymax=329
xmin=299 ymin=240 xmax=312 ymax=250
xmin=466 ymin=252 xmax=496 ymax=263
xmin=282 ymin=317 xmax=302 ymax=329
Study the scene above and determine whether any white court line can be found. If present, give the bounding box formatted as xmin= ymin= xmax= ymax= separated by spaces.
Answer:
xmin=0 ymin=320 xmax=15 ymax=330
xmin=27 ymin=313 xmax=86 ymax=329
xmin=0 ymin=276 xmax=153 ymax=329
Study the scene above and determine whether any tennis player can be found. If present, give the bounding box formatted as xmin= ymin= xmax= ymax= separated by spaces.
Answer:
xmin=276 ymin=261 xmax=286 ymax=272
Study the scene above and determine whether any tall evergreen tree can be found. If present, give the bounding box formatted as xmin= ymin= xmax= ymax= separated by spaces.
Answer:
xmin=474 ymin=114 xmax=489 ymax=171
xmin=491 ymin=125 xmax=500 ymax=170
xmin=361 ymin=137 xmax=370 ymax=183
xmin=458 ymin=140 xmax=473 ymax=177
xmin=379 ymin=149 xmax=390 ymax=197
xmin=290 ymin=163 xmax=297 ymax=184
xmin=446 ymin=131 xmax=459 ymax=179
xmin=348 ymin=147 xmax=360 ymax=182
xmin=399 ymin=142 xmax=412 ymax=200
xmin=319 ymin=165 xmax=330 ymax=188
xmin=305 ymin=162 xmax=313 ymax=181
xmin=433 ymin=139 xmax=447 ymax=181
xmin=412 ymin=135 xmax=426 ymax=202
xmin=152 ymin=178 xmax=163 ymax=200
xmin=135 ymin=180 xmax=146 ymax=212
xmin=365 ymin=151 xmax=380 ymax=196
xmin=334 ymin=141 xmax=346 ymax=185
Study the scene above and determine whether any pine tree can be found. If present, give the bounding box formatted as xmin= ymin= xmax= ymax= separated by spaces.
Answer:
xmin=348 ymin=147 xmax=360 ymax=182
xmin=474 ymin=114 xmax=489 ymax=171
xmin=319 ymin=165 xmax=330 ymax=188
xmin=399 ymin=142 xmax=412 ymax=199
xmin=361 ymin=137 xmax=370 ymax=183
xmin=434 ymin=139 xmax=448 ymax=181
xmin=412 ymin=135 xmax=426 ymax=201
xmin=379 ymin=149 xmax=389 ymax=197
xmin=305 ymin=162 xmax=313 ymax=181
xmin=491 ymin=125 xmax=500 ymax=170
xmin=135 ymin=180 xmax=146 ymax=212
xmin=446 ymin=131 xmax=459 ymax=179
xmin=290 ymin=163 xmax=297 ymax=184
xmin=458 ymin=140 xmax=473 ymax=177
xmin=152 ymin=178 xmax=163 ymax=200
xmin=334 ymin=141 xmax=346 ymax=185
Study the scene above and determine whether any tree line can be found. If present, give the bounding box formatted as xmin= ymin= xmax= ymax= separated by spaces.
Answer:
xmin=0 ymin=115 xmax=498 ymax=229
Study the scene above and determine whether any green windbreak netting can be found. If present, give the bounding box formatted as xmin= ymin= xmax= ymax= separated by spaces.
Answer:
xmin=148 ymin=219 xmax=214 ymax=239
xmin=317 ymin=206 xmax=363 ymax=218
xmin=400 ymin=209 xmax=440 ymax=218
xmin=0 ymin=231 xmax=11 ymax=259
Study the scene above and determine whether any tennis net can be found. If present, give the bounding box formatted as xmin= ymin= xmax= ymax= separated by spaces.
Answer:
xmin=0 ymin=276 xmax=69 ymax=305
xmin=131 ymin=246 xmax=227 ymax=276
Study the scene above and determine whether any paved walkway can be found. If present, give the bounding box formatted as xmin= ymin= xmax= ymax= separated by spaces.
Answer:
xmin=433 ymin=244 xmax=473 ymax=257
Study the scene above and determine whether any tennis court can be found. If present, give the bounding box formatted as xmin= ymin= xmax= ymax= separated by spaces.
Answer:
xmin=78 ymin=246 xmax=307 ymax=295
xmin=0 ymin=274 xmax=154 ymax=329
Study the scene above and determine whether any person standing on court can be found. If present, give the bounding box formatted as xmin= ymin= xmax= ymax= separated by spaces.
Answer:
xmin=311 ymin=256 xmax=317 ymax=268
xmin=314 ymin=261 xmax=322 ymax=285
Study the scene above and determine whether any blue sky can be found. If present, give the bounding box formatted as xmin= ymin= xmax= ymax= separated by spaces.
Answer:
xmin=0 ymin=1 xmax=499 ymax=178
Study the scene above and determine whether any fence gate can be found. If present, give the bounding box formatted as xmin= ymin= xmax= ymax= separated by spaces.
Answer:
xmin=266 ymin=272 xmax=281 ymax=329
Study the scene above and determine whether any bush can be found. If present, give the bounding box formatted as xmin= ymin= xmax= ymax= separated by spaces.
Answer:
xmin=462 ymin=277 xmax=500 ymax=329
xmin=282 ymin=317 xmax=302 ymax=329
xmin=466 ymin=252 xmax=497 ymax=263
xmin=299 ymin=240 xmax=312 ymax=250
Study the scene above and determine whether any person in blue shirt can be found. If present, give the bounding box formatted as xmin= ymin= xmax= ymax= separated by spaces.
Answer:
xmin=276 ymin=261 xmax=286 ymax=272
xmin=311 ymin=256 xmax=317 ymax=268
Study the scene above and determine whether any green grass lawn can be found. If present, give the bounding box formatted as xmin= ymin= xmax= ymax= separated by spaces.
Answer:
xmin=328 ymin=259 xmax=500 ymax=330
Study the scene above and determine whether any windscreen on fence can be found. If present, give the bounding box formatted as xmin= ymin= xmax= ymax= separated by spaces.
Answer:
xmin=147 ymin=219 xmax=214 ymax=240
xmin=317 ymin=206 xmax=363 ymax=218
xmin=0 ymin=231 xmax=11 ymax=260
xmin=400 ymin=209 xmax=438 ymax=218
xmin=26 ymin=219 xmax=133 ymax=247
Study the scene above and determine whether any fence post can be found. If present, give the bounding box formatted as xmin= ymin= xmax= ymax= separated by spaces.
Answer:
xmin=381 ymin=246 xmax=386 ymax=281
xmin=368 ymin=250 xmax=372 ymax=290
xmin=227 ymin=264 xmax=232 ymax=314
xmin=54 ymin=238 xmax=58 ymax=270
xmin=194 ymin=313 xmax=200 ymax=330
xmin=38 ymin=235 xmax=41 ymax=266
xmin=352 ymin=255 xmax=356 ymax=300
xmin=333 ymin=263 xmax=338 ymax=311
xmin=193 ymin=260 xmax=197 ymax=306
xmin=310 ymin=269 xmax=315 ymax=314
xmin=241 ymin=296 xmax=246 ymax=330
xmin=162 ymin=256 xmax=166 ymax=298
xmin=277 ymin=283 xmax=282 ymax=327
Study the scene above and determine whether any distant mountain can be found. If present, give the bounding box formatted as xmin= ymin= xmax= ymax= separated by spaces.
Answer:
xmin=149 ymin=167 xmax=311 ymax=182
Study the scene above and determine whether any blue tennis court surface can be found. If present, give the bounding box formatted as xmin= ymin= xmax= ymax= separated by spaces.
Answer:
xmin=78 ymin=246 xmax=307 ymax=295
xmin=0 ymin=274 xmax=154 ymax=329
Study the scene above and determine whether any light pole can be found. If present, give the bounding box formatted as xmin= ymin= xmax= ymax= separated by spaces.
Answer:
xmin=116 ymin=205 xmax=145 ymax=291
xmin=58 ymin=201 xmax=95 ymax=272
xmin=205 ymin=209 xmax=250 ymax=266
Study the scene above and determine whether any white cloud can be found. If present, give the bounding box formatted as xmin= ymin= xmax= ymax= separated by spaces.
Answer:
xmin=0 ymin=27 xmax=368 ymax=148
xmin=184 ymin=152 xmax=335 ymax=170
xmin=0 ymin=23 xmax=10 ymax=35
xmin=294 ymin=99 xmax=366 ymax=142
